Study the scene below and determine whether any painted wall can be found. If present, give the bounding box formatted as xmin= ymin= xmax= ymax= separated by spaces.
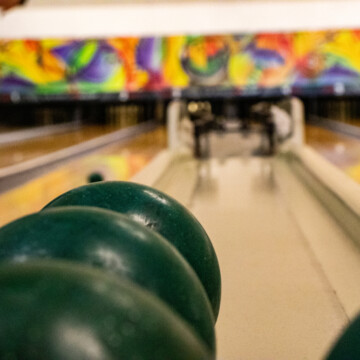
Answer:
xmin=1 ymin=30 xmax=360 ymax=98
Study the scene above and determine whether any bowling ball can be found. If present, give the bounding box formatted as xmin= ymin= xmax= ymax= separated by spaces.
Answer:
xmin=0 ymin=206 xmax=215 ymax=352
xmin=43 ymin=181 xmax=221 ymax=320
xmin=0 ymin=261 xmax=212 ymax=360
xmin=87 ymin=172 xmax=104 ymax=183
xmin=326 ymin=314 xmax=360 ymax=359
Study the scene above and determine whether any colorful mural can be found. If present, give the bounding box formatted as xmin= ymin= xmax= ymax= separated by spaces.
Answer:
xmin=2 ymin=30 xmax=360 ymax=98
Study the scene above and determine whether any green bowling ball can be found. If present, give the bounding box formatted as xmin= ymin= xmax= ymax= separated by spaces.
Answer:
xmin=43 ymin=181 xmax=221 ymax=320
xmin=0 ymin=261 xmax=212 ymax=360
xmin=0 ymin=206 xmax=215 ymax=352
xmin=326 ymin=314 xmax=360 ymax=359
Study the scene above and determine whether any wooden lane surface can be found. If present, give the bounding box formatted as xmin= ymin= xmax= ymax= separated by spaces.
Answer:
xmin=0 ymin=127 xmax=167 ymax=227
xmin=1 ymin=123 xmax=359 ymax=226
xmin=306 ymin=124 xmax=360 ymax=183
xmin=0 ymin=124 xmax=131 ymax=168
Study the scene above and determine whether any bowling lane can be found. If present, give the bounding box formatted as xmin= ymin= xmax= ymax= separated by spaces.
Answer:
xmin=2 ymin=119 xmax=360 ymax=359
xmin=152 ymin=153 xmax=360 ymax=360
xmin=306 ymin=124 xmax=360 ymax=183
xmin=0 ymin=124 xmax=128 ymax=169
xmin=0 ymin=127 xmax=167 ymax=226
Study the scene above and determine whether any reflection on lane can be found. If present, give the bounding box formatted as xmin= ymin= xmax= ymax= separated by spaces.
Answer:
xmin=306 ymin=124 xmax=360 ymax=183
xmin=0 ymin=125 xmax=126 ymax=169
xmin=0 ymin=127 xmax=167 ymax=226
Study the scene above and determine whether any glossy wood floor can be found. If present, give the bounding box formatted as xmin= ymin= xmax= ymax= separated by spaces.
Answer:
xmin=0 ymin=124 xmax=134 ymax=168
xmin=0 ymin=127 xmax=167 ymax=226
xmin=1 ymin=121 xmax=358 ymax=168
xmin=1 ymin=122 xmax=360 ymax=225
xmin=189 ymin=158 xmax=348 ymax=360
xmin=152 ymin=151 xmax=359 ymax=360
xmin=306 ymin=124 xmax=360 ymax=183
xmin=0 ymin=122 xmax=360 ymax=359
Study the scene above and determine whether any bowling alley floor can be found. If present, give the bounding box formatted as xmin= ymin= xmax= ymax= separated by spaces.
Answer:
xmin=306 ymin=124 xmax=360 ymax=183
xmin=0 ymin=123 xmax=128 ymax=168
xmin=1 ymin=124 xmax=360 ymax=359
xmin=151 ymin=151 xmax=360 ymax=360
xmin=0 ymin=127 xmax=167 ymax=226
